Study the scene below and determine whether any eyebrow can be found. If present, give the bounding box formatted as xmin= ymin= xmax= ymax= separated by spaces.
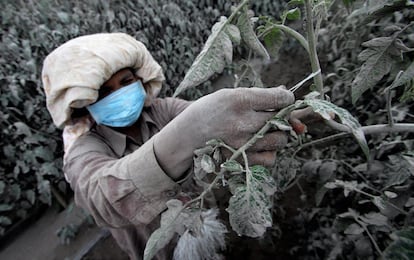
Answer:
xmin=120 ymin=72 xmax=134 ymax=83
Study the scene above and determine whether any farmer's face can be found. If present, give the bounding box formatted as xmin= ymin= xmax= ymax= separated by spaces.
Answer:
xmin=98 ymin=68 xmax=139 ymax=100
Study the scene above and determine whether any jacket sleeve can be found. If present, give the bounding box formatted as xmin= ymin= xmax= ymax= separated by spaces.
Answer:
xmin=63 ymin=134 xmax=182 ymax=228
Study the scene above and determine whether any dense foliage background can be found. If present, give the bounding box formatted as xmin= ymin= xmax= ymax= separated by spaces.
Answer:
xmin=1 ymin=0 xmax=413 ymax=259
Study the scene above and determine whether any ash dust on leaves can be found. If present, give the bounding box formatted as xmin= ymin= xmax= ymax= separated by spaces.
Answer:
xmin=226 ymin=165 xmax=277 ymax=237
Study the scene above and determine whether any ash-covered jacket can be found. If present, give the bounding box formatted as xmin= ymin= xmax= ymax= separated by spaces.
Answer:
xmin=63 ymin=97 xmax=196 ymax=260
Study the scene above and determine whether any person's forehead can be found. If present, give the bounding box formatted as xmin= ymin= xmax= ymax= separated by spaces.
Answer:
xmin=105 ymin=68 xmax=134 ymax=84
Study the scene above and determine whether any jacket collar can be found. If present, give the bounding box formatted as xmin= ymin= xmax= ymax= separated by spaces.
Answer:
xmin=93 ymin=109 xmax=156 ymax=157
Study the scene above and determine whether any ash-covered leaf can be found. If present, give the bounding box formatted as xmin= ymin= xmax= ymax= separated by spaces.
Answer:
xmin=0 ymin=204 xmax=13 ymax=212
xmin=236 ymin=7 xmax=269 ymax=60
xmin=384 ymin=226 xmax=414 ymax=260
xmin=144 ymin=200 xmax=185 ymax=260
xmin=384 ymin=191 xmax=398 ymax=199
xmin=235 ymin=59 xmax=264 ymax=88
xmin=372 ymin=196 xmax=387 ymax=211
xmin=226 ymin=165 xmax=276 ymax=237
xmin=221 ymin=160 xmax=243 ymax=173
xmin=360 ymin=212 xmax=389 ymax=227
xmin=201 ymin=154 xmax=215 ymax=174
xmin=304 ymin=99 xmax=369 ymax=159
xmin=228 ymin=175 xmax=245 ymax=195
xmin=173 ymin=17 xmax=240 ymax=97
xmin=344 ymin=223 xmax=364 ymax=235
xmin=350 ymin=0 xmax=411 ymax=24
xmin=273 ymin=156 xmax=301 ymax=191
xmin=352 ymin=36 xmax=409 ymax=104
xmin=173 ymin=209 xmax=227 ymax=260
xmin=390 ymin=61 xmax=414 ymax=95
xmin=384 ymin=154 xmax=413 ymax=188
xmin=250 ymin=166 xmax=277 ymax=196
xmin=262 ymin=26 xmax=285 ymax=60
xmin=13 ymin=122 xmax=32 ymax=137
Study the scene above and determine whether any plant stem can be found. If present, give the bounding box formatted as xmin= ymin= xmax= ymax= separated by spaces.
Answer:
xmin=233 ymin=51 xmax=253 ymax=88
xmin=297 ymin=123 xmax=414 ymax=152
xmin=304 ymin=0 xmax=324 ymax=99
xmin=386 ymin=89 xmax=394 ymax=127
xmin=228 ymin=0 xmax=249 ymax=23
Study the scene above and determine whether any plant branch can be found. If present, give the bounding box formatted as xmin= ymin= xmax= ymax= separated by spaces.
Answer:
xmin=304 ymin=0 xmax=324 ymax=99
xmin=296 ymin=123 xmax=414 ymax=152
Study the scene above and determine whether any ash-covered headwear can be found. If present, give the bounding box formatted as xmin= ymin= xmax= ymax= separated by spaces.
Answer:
xmin=41 ymin=33 xmax=165 ymax=128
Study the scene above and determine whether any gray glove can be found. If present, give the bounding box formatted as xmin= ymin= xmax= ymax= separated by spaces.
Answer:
xmin=154 ymin=86 xmax=295 ymax=180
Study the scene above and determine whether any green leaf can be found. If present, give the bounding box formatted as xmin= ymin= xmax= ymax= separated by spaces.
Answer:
xmin=288 ymin=0 xmax=305 ymax=5
xmin=226 ymin=165 xmax=276 ymax=237
xmin=352 ymin=36 xmax=406 ymax=104
xmin=304 ymin=99 xmax=369 ymax=159
xmin=263 ymin=27 xmax=285 ymax=60
xmin=173 ymin=17 xmax=240 ymax=97
xmin=144 ymin=200 xmax=185 ymax=260
xmin=384 ymin=226 xmax=414 ymax=260
xmin=342 ymin=0 xmax=355 ymax=8
xmin=201 ymin=154 xmax=215 ymax=173
xmin=236 ymin=7 xmax=270 ymax=60
xmin=283 ymin=8 xmax=301 ymax=21
xmin=221 ymin=160 xmax=243 ymax=172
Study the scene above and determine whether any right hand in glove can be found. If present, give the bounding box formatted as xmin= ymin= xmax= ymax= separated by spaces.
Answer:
xmin=154 ymin=87 xmax=295 ymax=180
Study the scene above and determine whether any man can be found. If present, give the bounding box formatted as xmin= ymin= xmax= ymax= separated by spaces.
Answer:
xmin=42 ymin=33 xmax=300 ymax=259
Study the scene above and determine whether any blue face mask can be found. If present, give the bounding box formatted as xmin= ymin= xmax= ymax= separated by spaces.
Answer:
xmin=87 ymin=81 xmax=147 ymax=127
